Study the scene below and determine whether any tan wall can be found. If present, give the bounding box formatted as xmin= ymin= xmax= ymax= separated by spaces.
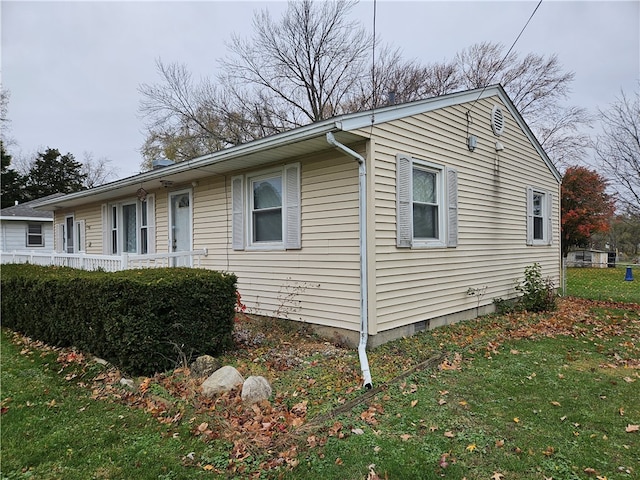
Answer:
xmin=358 ymin=97 xmax=561 ymax=334
xmin=195 ymin=151 xmax=363 ymax=332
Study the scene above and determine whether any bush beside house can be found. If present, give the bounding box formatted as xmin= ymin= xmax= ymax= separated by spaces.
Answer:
xmin=1 ymin=264 xmax=237 ymax=375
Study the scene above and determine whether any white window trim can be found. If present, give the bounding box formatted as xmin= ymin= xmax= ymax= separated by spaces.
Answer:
xmin=168 ymin=189 xmax=193 ymax=254
xmin=397 ymin=154 xmax=458 ymax=249
xmin=75 ymin=220 xmax=86 ymax=252
xmin=26 ymin=223 xmax=45 ymax=247
xmin=102 ymin=194 xmax=155 ymax=255
xmin=232 ymin=163 xmax=301 ymax=252
xmin=248 ymin=168 xmax=285 ymax=250
xmin=526 ymin=186 xmax=553 ymax=246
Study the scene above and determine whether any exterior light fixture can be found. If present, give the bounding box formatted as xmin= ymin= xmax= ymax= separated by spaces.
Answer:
xmin=136 ymin=187 xmax=148 ymax=202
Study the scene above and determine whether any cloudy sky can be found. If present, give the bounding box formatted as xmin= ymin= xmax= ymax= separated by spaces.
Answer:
xmin=2 ymin=0 xmax=638 ymax=180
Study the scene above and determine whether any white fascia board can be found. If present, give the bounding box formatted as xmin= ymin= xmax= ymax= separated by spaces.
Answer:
xmin=339 ymin=84 xmax=561 ymax=184
xmin=337 ymin=86 xmax=502 ymax=131
xmin=34 ymin=120 xmax=344 ymax=210
xmin=0 ymin=216 xmax=53 ymax=222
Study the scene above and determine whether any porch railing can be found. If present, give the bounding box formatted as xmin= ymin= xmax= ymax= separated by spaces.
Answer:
xmin=0 ymin=249 xmax=208 ymax=272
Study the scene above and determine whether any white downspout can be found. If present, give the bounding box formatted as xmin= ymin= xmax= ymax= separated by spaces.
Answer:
xmin=326 ymin=132 xmax=373 ymax=389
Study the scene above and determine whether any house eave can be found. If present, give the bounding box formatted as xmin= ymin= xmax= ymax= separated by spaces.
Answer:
xmin=34 ymin=122 xmax=366 ymax=211
xmin=0 ymin=216 xmax=54 ymax=222
xmin=34 ymin=84 xmax=560 ymax=212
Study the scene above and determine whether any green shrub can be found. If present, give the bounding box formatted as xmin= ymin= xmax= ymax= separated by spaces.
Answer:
xmin=493 ymin=263 xmax=557 ymax=314
xmin=515 ymin=263 xmax=557 ymax=312
xmin=1 ymin=264 xmax=237 ymax=375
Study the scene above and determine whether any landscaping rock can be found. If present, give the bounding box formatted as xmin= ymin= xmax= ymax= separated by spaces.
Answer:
xmin=120 ymin=378 xmax=135 ymax=389
xmin=241 ymin=376 xmax=272 ymax=404
xmin=201 ymin=366 xmax=244 ymax=397
xmin=190 ymin=355 xmax=221 ymax=378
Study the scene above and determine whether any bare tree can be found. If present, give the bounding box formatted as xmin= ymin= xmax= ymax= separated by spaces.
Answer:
xmin=219 ymin=0 xmax=372 ymax=128
xmin=594 ymin=87 xmax=640 ymax=216
xmin=1 ymin=87 xmax=15 ymax=147
xmin=138 ymin=3 xmax=586 ymax=171
xmin=138 ymin=60 xmax=254 ymax=166
xmin=81 ymin=151 xmax=118 ymax=188
xmin=345 ymin=46 xmax=461 ymax=111
xmin=455 ymin=42 xmax=592 ymax=169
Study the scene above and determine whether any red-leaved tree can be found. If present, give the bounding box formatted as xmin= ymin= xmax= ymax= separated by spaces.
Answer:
xmin=561 ymin=166 xmax=616 ymax=257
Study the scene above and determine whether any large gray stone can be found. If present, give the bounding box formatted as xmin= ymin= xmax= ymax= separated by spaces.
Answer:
xmin=201 ymin=366 xmax=244 ymax=397
xmin=190 ymin=355 xmax=221 ymax=378
xmin=241 ymin=376 xmax=272 ymax=404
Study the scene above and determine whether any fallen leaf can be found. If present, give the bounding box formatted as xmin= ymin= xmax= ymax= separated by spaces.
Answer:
xmin=543 ymin=446 xmax=555 ymax=456
xmin=400 ymin=434 xmax=411 ymax=441
xmin=444 ymin=431 xmax=455 ymax=438
xmin=458 ymin=400 xmax=468 ymax=406
xmin=466 ymin=443 xmax=476 ymax=452
xmin=351 ymin=428 xmax=364 ymax=435
xmin=411 ymin=400 xmax=418 ymax=407
xmin=623 ymin=377 xmax=635 ymax=383
xmin=625 ymin=424 xmax=639 ymax=433
xmin=513 ymin=417 xmax=520 ymax=423
xmin=619 ymin=407 xmax=625 ymax=416
xmin=203 ymin=465 xmax=214 ymax=471
xmin=492 ymin=473 xmax=504 ymax=480
xmin=495 ymin=439 xmax=505 ymax=448
xmin=429 ymin=425 xmax=438 ymax=432
xmin=335 ymin=457 xmax=343 ymax=465
xmin=438 ymin=398 xmax=447 ymax=406
xmin=550 ymin=401 xmax=561 ymax=407
xmin=584 ymin=467 xmax=596 ymax=475
xmin=197 ymin=422 xmax=208 ymax=432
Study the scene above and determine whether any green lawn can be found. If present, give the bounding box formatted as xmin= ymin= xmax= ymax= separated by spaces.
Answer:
xmin=565 ymin=266 xmax=639 ymax=303
xmin=1 ymin=268 xmax=639 ymax=479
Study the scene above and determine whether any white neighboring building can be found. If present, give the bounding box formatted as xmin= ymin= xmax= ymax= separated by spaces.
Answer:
xmin=1 ymin=200 xmax=54 ymax=252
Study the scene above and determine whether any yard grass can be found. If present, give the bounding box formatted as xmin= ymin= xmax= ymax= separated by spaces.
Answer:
xmin=1 ymin=268 xmax=639 ymax=479
xmin=565 ymin=266 xmax=639 ymax=303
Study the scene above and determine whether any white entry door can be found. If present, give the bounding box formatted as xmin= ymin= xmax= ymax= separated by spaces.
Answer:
xmin=169 ymin=191 xmax=192 ymax=266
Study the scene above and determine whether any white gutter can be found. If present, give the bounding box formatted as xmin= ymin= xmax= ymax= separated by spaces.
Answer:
xmin=326 ymin=132 xmax=373 ymax=390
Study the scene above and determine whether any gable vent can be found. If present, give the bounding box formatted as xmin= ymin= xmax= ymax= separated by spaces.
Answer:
xmin=491 ymin=105 xmax=505 ymax=136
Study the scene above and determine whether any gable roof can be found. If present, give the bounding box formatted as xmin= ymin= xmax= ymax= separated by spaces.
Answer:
xmin=35 ymin=85 xmax=559 ymax=211
xmin=1 ymin=197 xmax=57 ymax=221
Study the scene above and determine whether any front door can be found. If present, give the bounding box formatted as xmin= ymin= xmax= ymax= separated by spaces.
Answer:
xmin=169 ymin=191 xmax=192 ymax=266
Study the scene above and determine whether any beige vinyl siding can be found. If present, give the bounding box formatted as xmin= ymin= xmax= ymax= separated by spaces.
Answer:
xmin=194 ymin=152 xmax=363 ymax=331
xmin=154 ymin=189 xmax=169 ymax=254
xmin=53 ymin=204 xmax=101 ymax=253
xmin=358 ymin=96 xmax=561 ymax=333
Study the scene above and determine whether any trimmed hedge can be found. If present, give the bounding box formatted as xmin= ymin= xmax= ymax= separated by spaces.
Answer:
xmin=1 ymin=264 xmax=237 ymax=375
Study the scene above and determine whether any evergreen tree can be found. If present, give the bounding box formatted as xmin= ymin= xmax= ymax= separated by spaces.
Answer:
xmin=0 ymin=141 xmax=26 ymax=208
xmin=24 ymin=148 xmax=86 ymax=201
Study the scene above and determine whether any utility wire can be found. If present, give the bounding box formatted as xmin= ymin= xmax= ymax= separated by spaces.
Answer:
xmin=468 ymin=0 xmax=543 ymax=114
xmin=370 ymin=0 xmax=377 ymax=126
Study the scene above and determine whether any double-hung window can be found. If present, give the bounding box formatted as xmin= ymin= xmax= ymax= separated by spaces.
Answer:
xmin=396 ymin=154 xmax=458 ymax=248
xmin=232 ymin=163 xmax=301 ymax=251
xmin=26 ymin=223 xmax=44 ymax=247
xmin=526 ymin=187 xmax=553 ymax=246
xmin=102 ymin=195 xmax=155 ymax=254
xmin=251 ymin=175 xmax=283 ymax=243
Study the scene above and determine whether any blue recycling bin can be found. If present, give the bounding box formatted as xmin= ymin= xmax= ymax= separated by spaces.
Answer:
xmin=625 ymin=266 xmax=634 ymax=281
